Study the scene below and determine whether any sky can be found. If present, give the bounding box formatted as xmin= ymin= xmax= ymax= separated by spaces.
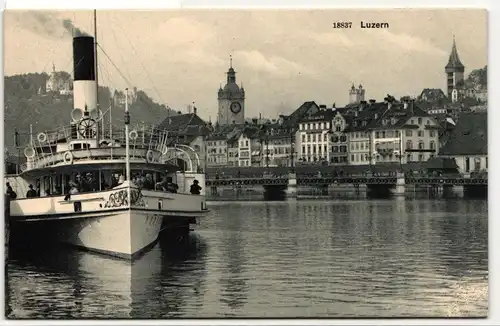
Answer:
xmin=4 ymin=9 xmax=488 ymax=121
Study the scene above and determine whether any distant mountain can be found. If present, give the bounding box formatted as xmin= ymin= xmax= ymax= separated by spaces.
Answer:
xmin=3 ymin=73 xmax=179 ymax=151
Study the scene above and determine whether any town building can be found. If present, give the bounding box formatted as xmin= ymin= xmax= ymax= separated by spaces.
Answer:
xmin=45 ymin=64 xmax=73 ymax=95
xmin=217 ymin=57 xmax=246 ymax=126
xmin=343 ymin=97 xmax=441 ymax=165
xmin=439 ymin=112 xmax=487 ymax=174
xmin=260 ymin=124 xmax=293 ymax=167
xmin=157 ymin=109 xmax=211 ymax=171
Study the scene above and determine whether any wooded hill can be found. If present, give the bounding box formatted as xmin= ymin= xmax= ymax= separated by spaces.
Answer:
xmin=4 ymin=72 xmax=179 ymax=151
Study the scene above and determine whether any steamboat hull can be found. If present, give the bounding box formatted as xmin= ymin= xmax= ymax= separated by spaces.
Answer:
xmin=9 ymin=208 xmax=199 ymax=260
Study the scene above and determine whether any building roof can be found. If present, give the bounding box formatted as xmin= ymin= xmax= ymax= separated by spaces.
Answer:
xmin=445 ymin=37 xmax=465 ymax=72
xmin=157 ymin=113 xmax=209 ymax=135
xmin=419 ymin=88 xmax=448 ymax=102
xmin=439 ymin=112 xmax=487 ymax=156
xmin=342 ymin=100 xmax=431 ymax=133
xmin=284 ymin=101 xmax=320 ymax=127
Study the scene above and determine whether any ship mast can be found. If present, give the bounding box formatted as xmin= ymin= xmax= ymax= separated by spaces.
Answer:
xmin=94 ymin=9 xmax=100 ymax=144
xmin=125 ymin=88 xmax=131 ymax=202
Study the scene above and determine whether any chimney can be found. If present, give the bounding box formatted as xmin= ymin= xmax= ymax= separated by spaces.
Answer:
xmin=369 ymin=99 xmax=376 ymax=104
xmin=319 ymin=104 xmax=327 ymax=110
xmin=193 ymin=106 xmax=197 ymax=115
xmin=72 ymin=36 xmax=97 ymax=120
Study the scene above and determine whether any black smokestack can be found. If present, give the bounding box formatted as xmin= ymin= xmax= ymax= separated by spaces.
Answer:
xmin=73 ymin=36 xmax=95 ymax=81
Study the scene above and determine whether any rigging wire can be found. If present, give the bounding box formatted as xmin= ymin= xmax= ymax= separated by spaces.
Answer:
xmin=113 ymin=16 xmax=168 ymax=107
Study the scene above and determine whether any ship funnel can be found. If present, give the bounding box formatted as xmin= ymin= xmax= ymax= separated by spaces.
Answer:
xmin=72 ymin=36 xmax=97 ymax=121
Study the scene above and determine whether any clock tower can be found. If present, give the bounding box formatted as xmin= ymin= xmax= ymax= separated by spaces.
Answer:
xmin=217 ymin=57 xmax=245 ymax=125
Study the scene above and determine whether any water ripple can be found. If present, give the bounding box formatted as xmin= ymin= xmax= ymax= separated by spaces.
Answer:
xmin=6 ymin=199 xmax=488 ymax=318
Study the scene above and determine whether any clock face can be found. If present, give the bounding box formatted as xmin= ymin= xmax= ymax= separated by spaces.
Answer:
xmin=230 ymin=101 xmax=242 ymax=114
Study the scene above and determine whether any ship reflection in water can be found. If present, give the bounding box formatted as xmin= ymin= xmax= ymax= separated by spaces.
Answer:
xmin=6 ymin=197 xmax=488 ymax=318
xmin=6 ymin=235 xmax=208 ymax=319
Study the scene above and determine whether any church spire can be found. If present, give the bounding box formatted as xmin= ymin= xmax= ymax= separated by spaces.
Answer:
xmin=230 ymin=54 xmax=232 ymax=68
xmin=445 ymin=35 xmax=465 ymax=72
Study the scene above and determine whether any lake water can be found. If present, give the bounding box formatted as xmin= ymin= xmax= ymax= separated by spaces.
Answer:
xmin=6 ymin=197 xmax=488 ymax=319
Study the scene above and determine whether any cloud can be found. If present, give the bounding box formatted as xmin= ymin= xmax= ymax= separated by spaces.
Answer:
xmin=156 ymin=17 xmax=215 ymax=47
xmin=376 ymin=30 xmax=447 ymax=55
xmin=308 ymin=31 xmax=355 ymax=47
xmin=234 ymin=50 xmax=312 ymax=77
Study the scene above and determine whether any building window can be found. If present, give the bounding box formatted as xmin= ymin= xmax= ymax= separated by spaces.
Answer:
xmin=418 ymin=141 xmax=424 ymax=150
xmin=406 ymin=130 xmax=412 ymax=137
xmin=418 ymin=154 xmax=424 ymax=161
xmin=324 ymin=134 xmax=327 ymax=141
xmin=307 ymin=134 xmax=311 ymax=142
xmin=302 ymin=134 xmax=305 ymax=142
xmin=418 ymin=118 xmax=422 ymax=125
xmin=355 ymin=142 xmax=359 ymax=150
xmin=430 ymin=130 xmax=435 ymax=137
xmin=351 ymin=154 xmax=355 ymax=162
xmin=336 ymin=126 xmax=341 ymax=132
xmin=333 ymin=146 xmax=339 ymax=153
xmin=333 ymin=136 xmax=339 ymax=143
xmin=312 ymin=134 xmax=316 ymax=142
xmin=418 ymin=130 xmax=424 ymax=137
xmin=340 ymin=135 xmax=347 ymax=142
xmin=375 ymin=131 xmax=380 ymax=138
xmin=407 ymin=154 xmax=412 ymax=162
xmin=340 ymin=145 xmax=347 ymax=153
xmin=430 ymin=141 xmax=435 ymax=150
xmin=406 ymin=140 xmax=413 ymax=149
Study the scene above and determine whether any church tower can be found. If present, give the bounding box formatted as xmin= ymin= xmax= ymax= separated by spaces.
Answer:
xmin=217 ymin=56 xmax=245 ymax=125
xmin=348 ymin=83 xmax=365 ymax=104
xmin=445 ymin=36 xmax=465 ymax=102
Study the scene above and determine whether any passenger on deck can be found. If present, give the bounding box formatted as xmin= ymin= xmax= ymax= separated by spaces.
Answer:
xmin=64 ymin=182 xmax=79 ymax=201
xmin=118 ymin=175 xmax=125 ymax=185
xmin=143 ymin=174 xmax=154 ymax=190
xmin=190 ymin=180 xmax=202 ymax=195
xmin=111 ymin=175 xmax=119 ymax=188
xmin=26 ymin=184 xmax=37 ymax=198
xmin=6 ymin=182 xmax=17 ymax=199
xmin=165 ymin=177 xmax=179 ymax=193
xmin=101 ymin=179 xmax=109 ymax=191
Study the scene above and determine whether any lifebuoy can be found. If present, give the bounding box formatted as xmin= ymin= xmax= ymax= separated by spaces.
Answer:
xmin=129 ymin=130 xmax=138 ymax=140
xmin=24 ymin=147 xmax=35 ymax=158
xmin=37 ymin=133 xmax=48 ymax=143
xmin=63 ymin=151 xmax=73 ymax=164
xmin=146 ymin=150 xmax=154 ymax=163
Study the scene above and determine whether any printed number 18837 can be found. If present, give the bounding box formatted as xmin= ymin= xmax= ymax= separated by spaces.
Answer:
xmin=332 ymin=22 xmax=352 ymax=28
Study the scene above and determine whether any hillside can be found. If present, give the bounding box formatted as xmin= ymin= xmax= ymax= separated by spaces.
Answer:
xmin=4 ymin=73 xmax=179 ymax=151
xmin=465 ymin=65 xmax=487 ymax=90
